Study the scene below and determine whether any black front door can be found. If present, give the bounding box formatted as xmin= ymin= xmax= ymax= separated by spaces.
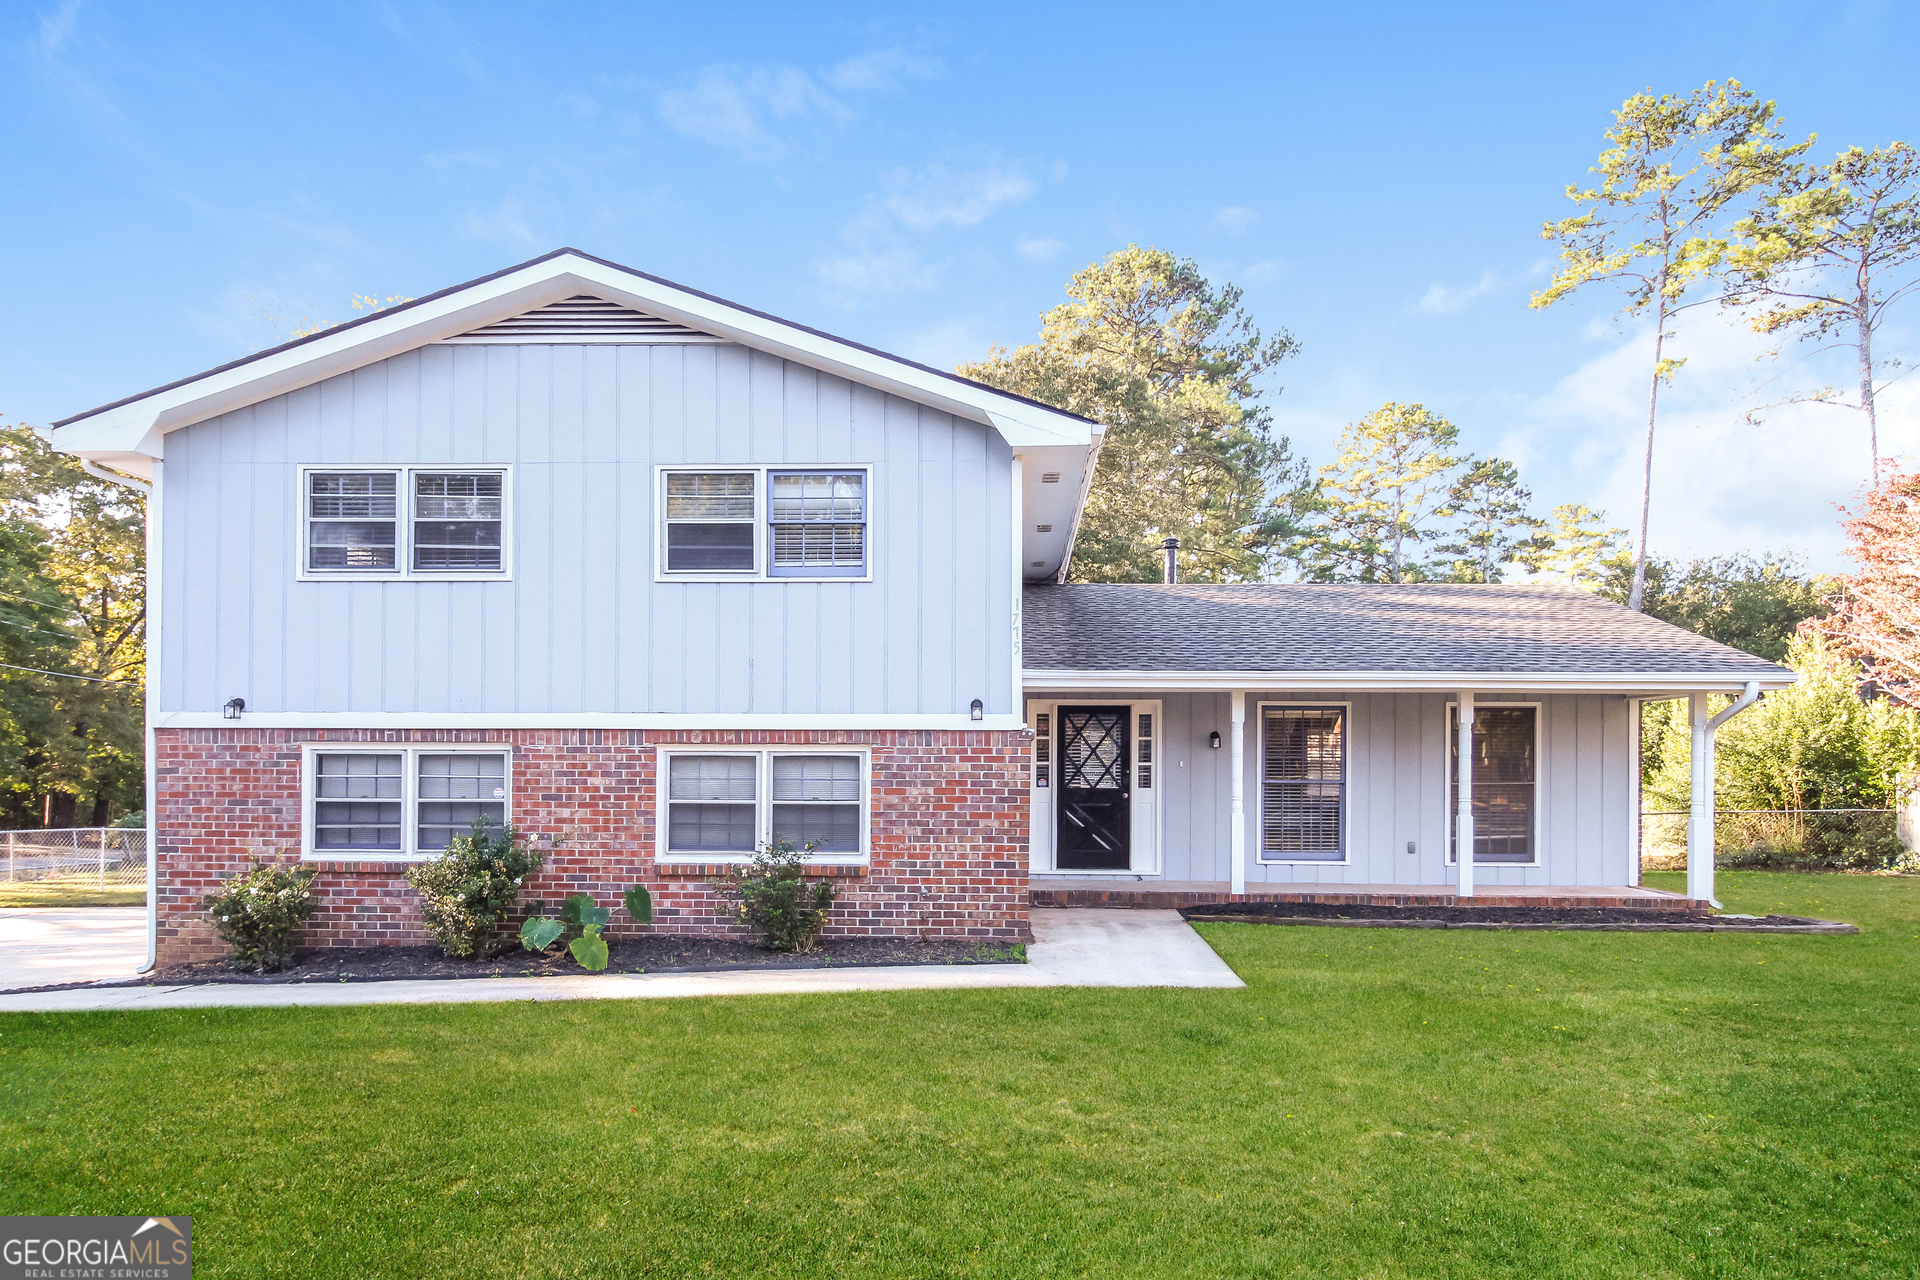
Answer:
xmin=1057 ymin=706 xmax=1131 ymax=870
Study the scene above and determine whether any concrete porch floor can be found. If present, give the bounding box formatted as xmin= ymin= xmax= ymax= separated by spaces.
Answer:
xmin=1030 ymin=879 xmax=1704 ymax=911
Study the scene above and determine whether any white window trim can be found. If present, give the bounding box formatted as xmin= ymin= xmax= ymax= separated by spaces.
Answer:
xmin=1255 ymin=701 xmax=1354 ymax=866
xmin=295 ymin=464 xmax=514 ymax=582
xmin=653 ymin=746 xmax=872 ymax=864
xmin=652 ymin=464 xmax=876 ymax=583
xmin=1445 ymin=699 xmax=1543 ymax=868
xmin=299 ymin=743 xmax=513 ymax=861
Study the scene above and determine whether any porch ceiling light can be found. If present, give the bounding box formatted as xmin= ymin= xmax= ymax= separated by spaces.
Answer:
xmin=222 ymin=697 xmax=246 ymax=720
xmin=1209 ymin=730 xmax=1221 ymax=749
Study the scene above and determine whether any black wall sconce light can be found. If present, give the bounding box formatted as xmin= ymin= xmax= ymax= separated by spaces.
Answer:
xmin=222 ymin=697 xmax=246 ymax=721
xmin=970 ymin=698 xmax=984 ymax=721
xmin=1208 ymin=730 xmax=1222 ymax=749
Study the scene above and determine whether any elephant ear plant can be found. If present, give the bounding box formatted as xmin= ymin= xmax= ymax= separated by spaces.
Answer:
xmin=519 ymin=892 xmax=614 ymax=970
xmin=405 ymin=818 xmax=548 ymax=960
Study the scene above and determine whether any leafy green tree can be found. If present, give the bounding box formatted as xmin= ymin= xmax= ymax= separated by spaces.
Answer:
xmin=1726 ymin=143 xmax=1920 ymax=484
xmin=1522 ymin=503 xmax=1628 ymax=586
xmin=1533 ymin=80 xmax=1808 ymax=611
xmin=1642 ymin=632 xmax=1920 ymax=810
xmin=1435 ymin=457 xmax=1546 ymax=582
xmin=1305 ymin=402 xmax=1459 ymax=582
xmin=958 ymin=246 xmax=1307 ymax=582
xmin=1599 ymin=549 xmax=1828 ymax=663
xmin=0 ymin=424 xmax=146 ymax=826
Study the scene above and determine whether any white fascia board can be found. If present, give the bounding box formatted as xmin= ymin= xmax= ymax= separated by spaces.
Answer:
xmin=55 ymin=252 xmax=1096 ymax=458
xmin=151 ymin=711 xmax=1033 ymax=731
xmin=1022 ymin=669 xmax=1798 ymax=694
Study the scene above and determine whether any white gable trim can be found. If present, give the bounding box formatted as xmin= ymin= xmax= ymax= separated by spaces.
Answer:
xmin=51 ymin=249 xmax=1099 ymax=465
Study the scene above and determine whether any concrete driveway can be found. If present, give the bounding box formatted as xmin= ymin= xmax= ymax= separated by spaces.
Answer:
xmin=0 ymin=907 xmax=146 ymax=991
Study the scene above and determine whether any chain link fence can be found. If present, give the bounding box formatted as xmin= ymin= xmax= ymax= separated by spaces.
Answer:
xmin=0 ymin=828 xmax=148 ymax=889
xmin=1640 ymin=809 xmax=1907 ymax=872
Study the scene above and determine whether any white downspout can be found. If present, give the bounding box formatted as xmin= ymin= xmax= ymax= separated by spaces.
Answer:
xmin=80 ymin=456 xmax=159 ymax=974
xmin=1456 ymin=691 xmax=1475 ymax=898
xmin=1229 ymin=692 xmax=1246 ymax=896
xmin=1689 ymin=681 xmax=1761 ymax=909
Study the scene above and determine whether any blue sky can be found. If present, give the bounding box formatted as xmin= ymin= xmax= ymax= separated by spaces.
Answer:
xmin=4 ymin=0 xmax=1917 ymax=568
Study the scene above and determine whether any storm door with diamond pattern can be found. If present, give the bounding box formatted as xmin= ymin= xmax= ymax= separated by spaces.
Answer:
xmin=1056 ymin=706 xmax=1131 ymax=870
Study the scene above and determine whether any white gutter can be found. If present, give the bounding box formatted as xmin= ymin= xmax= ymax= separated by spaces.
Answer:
xmin=81 ymin=459 xmax=151 ymax=494
xmin=1688 ymin=680 xmax=1763 ymax=909
xmin=1024 ymin=670 xmax=1794 ymax=695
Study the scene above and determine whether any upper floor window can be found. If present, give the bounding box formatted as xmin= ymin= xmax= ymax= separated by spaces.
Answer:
xmin=302 ymin=467 xmax=509 ymax=579
xmin=657 ymin=466 xmax=869 ymax=581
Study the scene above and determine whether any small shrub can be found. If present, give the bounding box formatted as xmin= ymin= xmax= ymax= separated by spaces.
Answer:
xmin=405 ymin=818 xmax=546 ymax=960
xmin=720 ymin=838 xmax=835 ymax=952
xmin=204 ymin=861 xmax=320 ymax=972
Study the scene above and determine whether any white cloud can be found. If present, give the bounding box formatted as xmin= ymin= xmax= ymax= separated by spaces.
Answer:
xmin=1016 ymin=236 xmax=1067 ymax=263
xmin=1212 ymin=205 xmax=1258 ymax=234
xmin=879 ymin=161 xmax=1037 ymax=230
xmin=1508 ymin=310 xmax=1918 ymax=569
xmin=897 ymin=319 xmax=993 ymax=370
xmin=1239 ymin=259 xmax=1288 ymax=285
xmin=1416 ymin=270 xmax=1503 ymax=315
xmin=458 ymin=194 xmax=555 ymax=246
xmin=656 ymin=50 xmax=934 ymax=162
xmin=656 ymin=65 xmax=850 ymax=161
xmin=815 ymin=159 xmax=1041 ymax=298
xmin=37 ymin=0 xmax=82 ymax=54
xmin=825 ymin=48 xmax=941 ymax=93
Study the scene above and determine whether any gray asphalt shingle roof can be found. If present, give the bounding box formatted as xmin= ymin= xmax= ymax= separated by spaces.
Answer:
xmin=1022 ymin=583 xmax=1791 ymax=677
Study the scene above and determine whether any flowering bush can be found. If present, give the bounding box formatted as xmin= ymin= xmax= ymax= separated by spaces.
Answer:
xmin=405 ymin=818 xmax=547 ymax=959
xmin=203 ymin=861 xmax=320 ymax=972
xmin=719 ymin=838 xmax=834 ymax=952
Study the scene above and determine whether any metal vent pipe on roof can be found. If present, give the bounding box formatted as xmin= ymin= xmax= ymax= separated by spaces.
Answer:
xmin=1161 ymin=536 xmax=1180 ymax=584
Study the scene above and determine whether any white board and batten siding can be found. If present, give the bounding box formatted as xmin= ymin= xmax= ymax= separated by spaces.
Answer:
xmin=159 ymin=343 xmax=1016 ymax=718
xmin=1026 ymin=690 xmax=1634 ymax=887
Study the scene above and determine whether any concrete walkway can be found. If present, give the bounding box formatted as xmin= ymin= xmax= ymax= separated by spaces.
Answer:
xmin=0 ymin=908 xmax=1241 ymax=1014
xmin=0 ymin=907 xmax=147 ymax=990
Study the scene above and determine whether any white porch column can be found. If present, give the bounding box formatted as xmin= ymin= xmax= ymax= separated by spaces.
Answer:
xmin=1688 ymin=692 xmax=1714 ymax=906
xmin=1456 ymin=691 xmax=1475 ymax=899
xmin=1230 ymin=691 xmax=1247 ymax=896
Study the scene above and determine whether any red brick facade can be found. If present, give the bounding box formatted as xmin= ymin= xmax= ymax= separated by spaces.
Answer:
xmin=154 ymin=727 xmax=1032 ymax=966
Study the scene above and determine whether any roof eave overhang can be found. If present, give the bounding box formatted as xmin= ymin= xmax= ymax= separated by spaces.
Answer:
xmin=51 ymin=250 xmax=1097 ymax=458
xmin=1022 ymin=669 xmax=1796 ymax=694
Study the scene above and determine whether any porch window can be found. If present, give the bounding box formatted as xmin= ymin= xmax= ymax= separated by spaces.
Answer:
xmin=1260 ymin=706 xmax=1346 ymax=862
xmin=1450 ymin=705 xmax=1537 ymax=863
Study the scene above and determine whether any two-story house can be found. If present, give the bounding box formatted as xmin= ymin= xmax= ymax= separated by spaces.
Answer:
xmin=51 ymin=250 xmax=1791 ymax=967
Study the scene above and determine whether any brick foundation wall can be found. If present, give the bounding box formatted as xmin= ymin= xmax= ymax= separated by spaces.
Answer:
xmin=154 ymin=727 xmax=1031 ymax=966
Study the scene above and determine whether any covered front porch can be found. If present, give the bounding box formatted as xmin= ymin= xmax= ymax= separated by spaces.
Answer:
xmin=1029 ymin=877 xmax=1704 ymax=911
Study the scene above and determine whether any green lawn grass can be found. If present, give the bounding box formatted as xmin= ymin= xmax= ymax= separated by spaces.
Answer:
xmin=0 ymin=873 xmax=145 ymax=907
xmin=2 ymin=871 xmax=1916 ymax=1278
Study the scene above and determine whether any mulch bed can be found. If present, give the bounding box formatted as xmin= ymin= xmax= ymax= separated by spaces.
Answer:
xmin=1182 ymin=901 xmax=1856 ymax=933
xmin=69 ymin=934 xmax=1027 ymax=991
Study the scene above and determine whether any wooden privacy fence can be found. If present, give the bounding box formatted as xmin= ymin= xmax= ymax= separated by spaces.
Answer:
xmin=0 ymin=827 xmax=148 ymax=889
xmin=1640 ymin=808 xmax=1904 ymax=871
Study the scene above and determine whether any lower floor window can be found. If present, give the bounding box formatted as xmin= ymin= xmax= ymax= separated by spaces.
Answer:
xmin=1450 ymin=705 xmax=1538 ymax=863
xmin=310 ymin=748 xmax=508 ymax=857
xmin=663 ymin=750 xmax=866 ymax=859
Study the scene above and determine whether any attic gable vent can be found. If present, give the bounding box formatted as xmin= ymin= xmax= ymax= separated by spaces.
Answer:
xmin=440 ymin=295 xmax=726 ymax=345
